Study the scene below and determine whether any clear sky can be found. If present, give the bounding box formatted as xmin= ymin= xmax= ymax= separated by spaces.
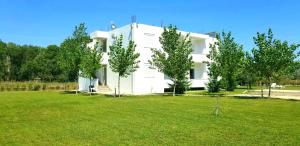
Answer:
xmin=0 ymin=0 xmax=299 ymax=51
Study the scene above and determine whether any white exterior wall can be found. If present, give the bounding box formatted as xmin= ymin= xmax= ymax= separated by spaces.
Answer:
xmin=79 ymin=23 xmax=214 ymax=94
xmin=131 ymin=24 xmax=165 ymax=94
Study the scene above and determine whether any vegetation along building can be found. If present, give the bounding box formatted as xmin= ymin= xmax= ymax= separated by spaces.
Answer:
xmin=79 ymin=23 xmax=216 ymax=94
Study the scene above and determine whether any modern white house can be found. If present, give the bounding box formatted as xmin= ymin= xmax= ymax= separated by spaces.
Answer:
xmin=79 ymin=23 xmax=216 ymax=94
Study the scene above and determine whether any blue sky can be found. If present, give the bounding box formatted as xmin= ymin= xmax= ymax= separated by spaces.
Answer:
xmin=0 ymin=0 xmax=299 ymax=51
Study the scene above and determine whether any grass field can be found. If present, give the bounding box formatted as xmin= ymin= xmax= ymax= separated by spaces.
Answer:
xmin=0 ymin=92 xmax=299 ymax=145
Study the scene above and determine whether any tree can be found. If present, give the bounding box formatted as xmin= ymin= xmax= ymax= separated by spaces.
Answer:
xmin=79 ymin=44 xmax=103 ymax=95
xmin=108 ymin=35 xmax=140 ymax=97
xmin=0 ymin=40 xmax=8 ymax=80
xmin=59 ymin=38 xmax=79 ymax=82
xmin=149 ymin=25 xmax=193 ymax=96
xmin=293 ymin=61 xmax=300 ymax=80
xmin=206 ymin=42 xmax=221 ymax=93
xmin=252 ymin=28 xmax=300 ymax=97
xmin=8 ymin=43 xmax=41 ymax=81
xmin=209 ymin=32 xmax=244 ymax=91
xmin=33 ymin=45 xmax=62 ymax=81
xmin=59 ymin=23 xmax=90 ymax=82
xmin=238 ymin=52 xmax=256 ymax=89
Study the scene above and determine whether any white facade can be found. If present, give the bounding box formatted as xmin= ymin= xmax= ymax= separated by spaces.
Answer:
xmin=79 ymin=23 xmax=215 ymax=94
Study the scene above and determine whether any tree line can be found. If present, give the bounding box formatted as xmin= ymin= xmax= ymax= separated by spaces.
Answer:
xmin=207 ymin=29 xmax=300 ymax=97
xmin=0 ymin=42 xmax=62 ymax=82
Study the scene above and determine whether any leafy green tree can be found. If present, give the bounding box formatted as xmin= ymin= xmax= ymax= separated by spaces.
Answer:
xmin=108 ymin=35 xmax=140 ymax=97
xmin=149 ymin=25 xmax=193 ymax=96
xmin=79 ymin=44 xmax=103 ymax=94
xmin=293 ymin=61 xmax=300 ymax=80
xmin=59 ymin=38 xmax=78 ymax=82
xmin=33 ymin=45 xmax=62 ymax=81
xmin=206 ymin=42 xmax=221 ymax=93
xmin=0 ymin=40 xmax=8 ymax=80
xmin=238 ymin=52 xmax=256 ymax=89
xmin=59 ymin=23 xmax=90 ymax=82
xmin=252 ymin=28 xmax=300 ymax=97
xmin=209 ymin=32 xmax=244 ymax=91
xmin=8 ymin=43 xmax=41 ymax=81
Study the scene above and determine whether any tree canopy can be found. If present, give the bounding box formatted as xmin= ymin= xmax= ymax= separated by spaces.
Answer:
xmin=149 ymin=25 xmax=193 ymax=96
xmin=208 ymin=31 xmax=244 ymax=91
xmin=252 ymin=28 xmax=300 ymax=97
xmin=108 ymin=34 xmax=140 ymax=97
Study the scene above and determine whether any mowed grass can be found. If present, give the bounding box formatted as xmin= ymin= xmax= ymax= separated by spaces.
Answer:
xmin=0 ymin=92 xmax=299 ymax=145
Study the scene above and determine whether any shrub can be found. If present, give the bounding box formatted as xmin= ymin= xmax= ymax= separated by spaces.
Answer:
xmin=55 ymin=85 xmax=60 ymax=90
xmin=42 ymin=84 xmax=47 ymax=90
xmin=169 ymin=80 xmax=190 ymax=94
xmin=33 ymin=84 xmax=41 ymax=91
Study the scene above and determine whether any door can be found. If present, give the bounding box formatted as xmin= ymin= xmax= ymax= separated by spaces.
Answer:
xmin=99 ymin=65 xmax=107 ymax=86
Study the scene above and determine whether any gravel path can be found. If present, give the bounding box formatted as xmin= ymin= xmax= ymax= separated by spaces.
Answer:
xmin=237 ymin=89 xmax=300 ymax=100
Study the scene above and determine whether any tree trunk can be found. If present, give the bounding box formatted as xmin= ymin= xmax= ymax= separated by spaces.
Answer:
xmin=260 ymin=80 xmax=264 ymax=98
xmin=89 ymin=77 xmax=92 ymax=96
xmin=64 ymin=79 xmax=67 ymax=92
xmin=118 ymin=74 xmax=120 ymax=98
xmin=249 ymin=82 xmax=252 ymax=89
xmin=268 ymin=78 xmax=271 ymax=97
xmin=215 ymin=95 xmax=220 ymax=116
xmin=173 ymin=80 xmax=176 ymax=97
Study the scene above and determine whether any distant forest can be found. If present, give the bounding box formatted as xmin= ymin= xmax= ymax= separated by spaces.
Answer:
xmin=0 ymin=40 xmax=67 ymax=82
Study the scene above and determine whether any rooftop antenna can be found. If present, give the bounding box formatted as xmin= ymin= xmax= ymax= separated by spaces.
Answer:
xmin=110 ymin=21 xmax=117 ymax=30
xmin=131 ymin=15 xmax=136 ymax=24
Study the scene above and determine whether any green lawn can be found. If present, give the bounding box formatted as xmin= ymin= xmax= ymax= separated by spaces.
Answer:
xmin=0 ymin=92 xmax=299 ymax=145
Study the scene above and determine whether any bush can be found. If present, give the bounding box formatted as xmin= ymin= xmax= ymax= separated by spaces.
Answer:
xmin=0 ymin=81 xmax=77 ymax=91
xmin=169 ymin=79 xmax=190 ymax=94
xmin=21 ymin=84 xmax=26 ymax=91
xmin=33 ymin=84 xmax=41 ymax=91
xmin=55 ymin=85 xmax=61 ymax=90
xmin=42 ymin=84 xmax=47 ymax=90
xmin=207 ymin=78 xmax=221 ymax=93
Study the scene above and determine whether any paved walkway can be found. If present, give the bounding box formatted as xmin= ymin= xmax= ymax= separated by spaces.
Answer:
xmin=237 ymin=89 xmax=300 ymax=100
xmin=233 ymin=94 xmax=300 ymax=100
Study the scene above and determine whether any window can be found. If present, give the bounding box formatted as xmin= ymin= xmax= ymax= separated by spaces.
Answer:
xmin=95 ymin=39 xmax=107 ymax=52
xmin=190 ymin=69 xmax=195 ymax=79
xmin=101 ymin=39 xmax=107 ymax=52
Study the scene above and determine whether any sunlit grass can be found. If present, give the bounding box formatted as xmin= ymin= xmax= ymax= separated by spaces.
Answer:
xmin=0 ymin=91 xmax=299 ymax=145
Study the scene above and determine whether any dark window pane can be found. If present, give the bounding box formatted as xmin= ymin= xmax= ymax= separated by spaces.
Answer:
xmin=190 ymin=69 xmax=194 ymax=79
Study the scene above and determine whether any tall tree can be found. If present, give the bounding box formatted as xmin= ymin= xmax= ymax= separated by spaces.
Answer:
xmin=206 ymin=41 xmax=221 ymax=93
xmin=79 ymin=44 xmax=103 ymax=95
xmin=209 ymin=31 xmax=244 ymax=91
xmin=31 ymin=45 xmax=62 ymax=81
xmin=149 ymin=25 xmax=193 ymax=96
xmin=0 ymin=40 xmax=8 ymax=80
xmin=238 ymin=52 xmax=256 ymax=89
xmin=253 ymin=28 xmax=300 ymax=97
xmin=59 ymin=23 xmax=90 ymax=82
xmin=108 ymin=35 xmax=140 ymax=97
xmin=8 ymin=43 xmax=41 ymax=81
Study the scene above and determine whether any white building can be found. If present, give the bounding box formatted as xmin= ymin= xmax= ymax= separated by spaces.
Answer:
xmin=79 ymin=23 xmax=215 ymax=94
